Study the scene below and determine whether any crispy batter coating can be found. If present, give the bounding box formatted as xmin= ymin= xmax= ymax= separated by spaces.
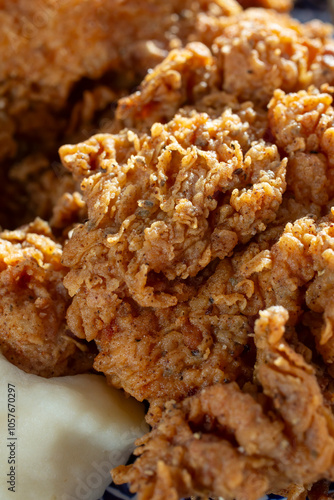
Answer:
xmin=58 ymin=54 xmax=334 ymax=494
xmin=113 ymin=307 xmax=334 ymax=500
xmin=2 ymin=2 xmax=334 ymax=498
xmin=268 ymin=87 xmax=334 ymax=209
xmin=116 ymin=9 xmax=334 ymax=121
xmin=91 ymin=211 xmax=334 ymax=419
xmin=115 ymin=40 xmax=266 ymax=133
xmin=60 ymin=108 xmax=286 ymax=339
xmin=214 ymin=9 xmax=334 ymax=105
xmin=93 ymin=261 xmax=255 ymax=423
xmin=0 ymin=218 xmax=94 ymax=377
xmin=61 ymin=133 xmax=334 ymax=492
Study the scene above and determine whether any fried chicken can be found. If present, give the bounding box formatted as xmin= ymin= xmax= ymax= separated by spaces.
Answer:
xmin=116 ymin=43 xmax=221 ymax=131
xmin=1 ymin=2 xmax=334 ymax=499
xmin=115 ymin=9 xmax=334 ymax=130
xmin=214 ymin=9 xmax=334 ymax=105
xmin=0 ymin=218 xmax=94 ymax=377
xmin=60 ymin=114 xmax=334 ymax=496
xmin=268 ymin=87 xmax=334 ymax=210
xmin=56 ymin=15 xmax=334 ymax=489
xmin=60 ymin=104 xmax=286 ymax=337
xmin=113 ymin=307 xmax=334 ymax=500
xmin=62 ymin=206 xmax=334 ymax=422
xmin=3 ymin=3 xmax=331 ymax=230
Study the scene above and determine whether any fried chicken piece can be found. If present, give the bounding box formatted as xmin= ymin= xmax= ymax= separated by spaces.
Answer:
xmin=59 ymin=89 xmax=334 ymax=415
xmin=115 ymin=12 xmax=334 ymax=135
xmin=268 ymin=87 xmax=334 ymax=209
xmin=71 ymin=210 xmax=334 ymax=426
xmin=0 ymin=218 xmax=94 ymax=377
xmin=93 ymin=262 xmax=255 ymax=423
xmin=113 ymin=306 xmax=334 ymax=500
xmin=60 ymin=106 xmax=334 ymax=497
xmin=60 ymin=106 xmax=286 ymax=340
xmin=213 ymin=9 xmax=334 ymax=105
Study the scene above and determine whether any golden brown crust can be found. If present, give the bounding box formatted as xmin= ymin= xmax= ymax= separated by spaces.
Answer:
xmin=2 ymin=3 xmax=334 ymax=498
xmin=214 ymin=10 xmax=334 ymax=105
xmin=60 ymin=107 xmax=286 ymax=341
xmin=0 ymin=218 xmax=94 ymax=377
xmin=115 ymin=9 xmax=334 ymax=121
xmin=57 ymin=38 xmax=334 ymax=494
xmin=116 ymin=43 xmax=220 ymax=130
xmin=268 ymin=87 xmax=334 ymax=208
xmin=113 ymin=307 xmax=334 ymax=500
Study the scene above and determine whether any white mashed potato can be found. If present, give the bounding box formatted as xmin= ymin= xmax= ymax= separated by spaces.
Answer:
xmin=0 ymin=353 xmax=148 ymax=500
